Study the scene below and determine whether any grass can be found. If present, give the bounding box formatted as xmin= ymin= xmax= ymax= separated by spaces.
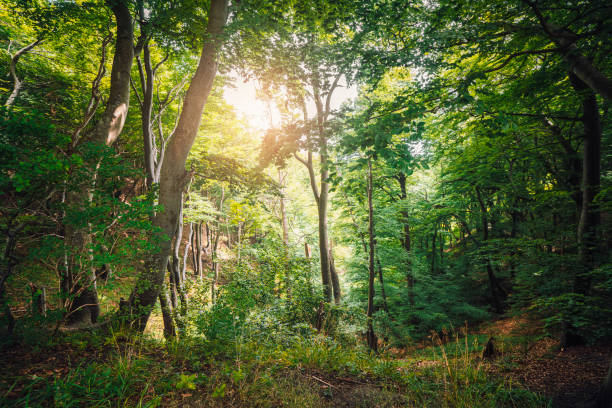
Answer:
xmin=0 ymin=321 xmax=551 ymax=408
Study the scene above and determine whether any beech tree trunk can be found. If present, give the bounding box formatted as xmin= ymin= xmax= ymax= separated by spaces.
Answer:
xmin=329 ymin=248 xmax=341 ymax=304
xmin=135 ymin=22 xmax=179 ymax=338
xmin=64 ymin=0 xmax=134 ymax=327
xmin=563 ymin=72 xmax=602 ymax=347
xmin=172 ymin=209 xmax=187 ymax=323
xmin=366 ymin=160 xmax=378 ymax=352
xmin=294 ymin=72 xmax=342 ymax=304
xmin=475 ymin=187 xmax=506 ymax=314
xmin=430 ymin=227 xmax=436 ymax=275
xmin=196 ymin=222 xmax=203 ymax=278
xmin=298 ymin=148 xmax=333 ymax=303
xmin=183 ymin=222 xmax=192 ymax=282
xmin=122 ymin=0 xmax=228 ymax=332
xmin=159 ymin=282 xmax=175 ymax=340
xmin=279 ymin=169 xmax=289 ymax=246
xmin=376 ymin=257 xmax=389 ymax=315
xmin=397 ymin=173 xmax=414 ymax=306
xmin=573 ymin=73 xmax=601 ymax=296
xmin=539 ymin=21 xmax=612 ymax=101
xmin=317 ymin=197 xmax=333 ymax=303
xmin=137 ymin=40 xmax=156 ymax=189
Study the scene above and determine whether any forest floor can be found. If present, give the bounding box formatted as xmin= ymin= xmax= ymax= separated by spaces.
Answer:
xmin=479 ymin=317 xmax=611 ymax=408
xmin=0 ymin=316 xmax=609 ymax=407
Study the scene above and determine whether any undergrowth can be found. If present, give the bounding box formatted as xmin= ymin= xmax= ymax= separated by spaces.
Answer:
xmin=0 ymin=324 xmax=550 ymax=408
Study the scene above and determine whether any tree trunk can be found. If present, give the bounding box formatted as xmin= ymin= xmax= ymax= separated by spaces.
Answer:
xmin=64 ymin=0 xmax=134 ymax=326
xmin=430 ymin=227 xmax=436 ymax=275
xmin=317 ymin=198 xmax=333 ymax=303
xmin=376 ymin=257 xmax=389 ymax=315
xmin=573 ymin=73 xmax=601 ymax=296
xmin=168 ymin=263 xmax=178 ymax=309
xmin=211 ymin=226 xmax=221 ymax=303
xmin=539 ymin=21 xmax=612 ymax=101
xmin=135 ymin=30 xmax=183 ymax=338
xmin=1 ymin=230 xmax=19 ymax=334
xmin=191 ymin=222 xmax=198 ymax=276
xmin=329 ymin=248 xmax=341 ymax=304
xmin=397 ymin=173 xmax=414 ymax=305
xmin=366 ymin=160 xmax=378 ymax=352
xmin=171 ymin=204 xmax=186 ymax=311
xmin=563 ymin=72 xmax=602 ymax=347
xmin=196 ymin=222 xmax=203 ymax=278
xmin=237 ymin=222 xmax=242 ymax=260
xmin=475 ymin=187 xmax=505 ymax=314
xmin=136 ymin=40 xmax=156 ymax=189
xmin=279 ymin=169 xmax=289 ymax=246
xmin=159 ymin=282 xmax=175 ymax=340
xmin=294 ymin=72 xmax=342 ymax=304
xmin=439 ymin=232 xmax=443 ymax=271
xmin=183 ymin=222 xmax=192 ymax=282
xmin=122 ymin=0 xmax=229 ymax=332
xmin=299 ymin=149 xmax=333 ymax=302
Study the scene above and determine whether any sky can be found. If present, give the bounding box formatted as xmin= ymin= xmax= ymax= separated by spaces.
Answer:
xmin=223 ymin=74 xmax=357 ymax=130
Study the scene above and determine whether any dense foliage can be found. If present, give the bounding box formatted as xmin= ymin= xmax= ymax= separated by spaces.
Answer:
xmin=0 ymin=0 xmax=610 ymax=406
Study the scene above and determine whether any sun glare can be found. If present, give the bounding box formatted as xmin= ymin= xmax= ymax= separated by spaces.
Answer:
xmin=223 ymin=77 xmax=279 ymax=130
xmin=224 ymin=75 xmax=357 ymax=131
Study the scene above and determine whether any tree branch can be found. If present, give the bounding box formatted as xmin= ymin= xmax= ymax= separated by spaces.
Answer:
xmin=4 ymin=39 xmax=42 ymax=107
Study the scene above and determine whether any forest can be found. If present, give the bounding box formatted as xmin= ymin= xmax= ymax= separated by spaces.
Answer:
xmin=0 ymin=0 xmax=611 ymax=407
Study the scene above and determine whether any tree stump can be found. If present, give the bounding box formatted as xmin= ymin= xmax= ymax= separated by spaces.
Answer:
xmin=481 ymin=336 xmax=497 ymax=359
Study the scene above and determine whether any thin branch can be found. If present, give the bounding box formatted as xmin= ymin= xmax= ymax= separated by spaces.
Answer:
xmin=152 ymin=53 xmax=169 ymax=74
xmin=482 ymin=110 xmax=580 ymax=122
xmin=323 ymin=71 xmax=342 ymax=120
xmin=483 ymin=48 xmax=560 ymax=73
xmin=4 ymin=38 xmax=42 ymax=107
xmin=72 ymin=30 xmax=112 ymax=148
xmin=294 ymin=151 xmax=320 ymax=204
xmin=130 ymin=76 xmax=143 ymax=109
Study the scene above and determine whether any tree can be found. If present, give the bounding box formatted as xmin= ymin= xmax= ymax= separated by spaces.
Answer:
xmin=366 ymin=159 xmax=378 ymax=351
xmin=123 ymin=0 xmax=229 ymax=331
xmin=63 ymin=0 xmax=134 ymax=326
xmin=255 ymin=33 xmax=349 ymax=304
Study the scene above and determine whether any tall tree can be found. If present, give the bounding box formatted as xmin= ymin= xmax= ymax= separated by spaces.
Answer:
xmin=123 ymin=0 xmax=229 ymax=331
xmin=366 ymin=159 xmax=377 ymax=351
xmin=64 ymin=0 xmax=134 ymax=326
